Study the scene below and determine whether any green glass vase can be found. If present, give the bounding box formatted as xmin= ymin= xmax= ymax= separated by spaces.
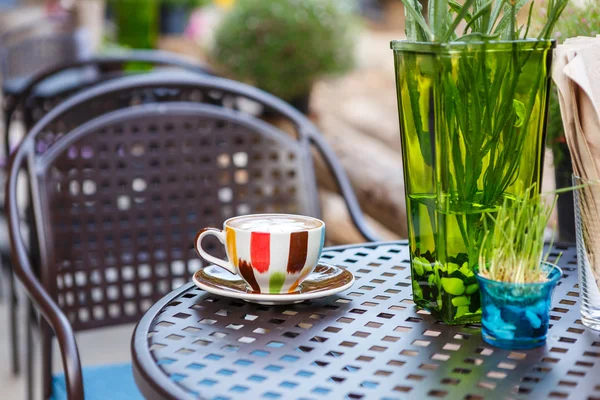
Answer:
xmin=391 ymin=40 xmax=554 ymax=324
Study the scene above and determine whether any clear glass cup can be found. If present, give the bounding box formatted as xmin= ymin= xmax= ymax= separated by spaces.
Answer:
xmin=476 ymin=263 xmax=562 ymax=349
xmin=573 ymin=175 xmax=600 ymax=330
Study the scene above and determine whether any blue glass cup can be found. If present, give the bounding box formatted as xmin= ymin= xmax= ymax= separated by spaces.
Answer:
xmin=476 ymin=263 xmax=562 ymax=349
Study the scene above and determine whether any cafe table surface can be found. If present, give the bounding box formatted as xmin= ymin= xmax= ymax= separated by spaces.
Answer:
xmin=131 ymin=241 xmax=600 ymax=400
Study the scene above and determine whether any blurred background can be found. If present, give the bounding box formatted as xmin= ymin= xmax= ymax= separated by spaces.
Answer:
xmin=3 ymin=0 xmax=585 ymax=247
xmin=0 ymin=0 xmax=597 ymax=398
xmin=1 ymin=0 xmax=409 ymax=249
xmin=0 ymin=3 xmax=406 ymax=397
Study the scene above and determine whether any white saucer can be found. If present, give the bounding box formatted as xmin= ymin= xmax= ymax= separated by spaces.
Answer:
xmin=192 ymin=263 xmax=355 ymax=305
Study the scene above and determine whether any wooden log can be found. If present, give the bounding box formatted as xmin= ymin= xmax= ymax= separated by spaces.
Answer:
xmin=312 ymin=113 xmax=407 ymax=237
xmin=320 ymin=189 xmax=399 ymax=245
xmin=311 ymin=30 xmax=403 ymax=152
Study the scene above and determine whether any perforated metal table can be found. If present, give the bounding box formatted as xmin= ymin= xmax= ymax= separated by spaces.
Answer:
xmin=131 ymin=241 xmax=600 ymax=400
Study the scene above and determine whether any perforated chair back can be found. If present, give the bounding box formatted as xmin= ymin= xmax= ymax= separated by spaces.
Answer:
xmin=27 ymin=102 xmax=318 ymax=330
xmin=19 ymin=73 xmax=376 ymax=247
xmin=24 ymin=73 xmax=309 ymax=159
xmin=10 ymin=73 xmax=301 ymax=292
xmin=6 ymin=75 xmax=377 ymax=400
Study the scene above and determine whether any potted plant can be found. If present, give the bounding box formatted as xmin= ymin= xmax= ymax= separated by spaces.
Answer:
xmin=391 ymin=0 xmax=567 ymax=324
xmin=208 ymin=0 xmax=357 ymax=113
xmin=536 ymin=0 xmax=600 ymax=242
xmin=476 ymin=187 xmax=562 ymax=349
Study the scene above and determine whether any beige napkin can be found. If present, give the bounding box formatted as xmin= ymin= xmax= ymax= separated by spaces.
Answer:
xmin=553 ymin=36 xmax=600 ymax=282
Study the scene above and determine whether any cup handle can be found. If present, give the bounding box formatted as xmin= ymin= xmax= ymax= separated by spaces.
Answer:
xmin=195 ymin=228 xmax=237 ymax=275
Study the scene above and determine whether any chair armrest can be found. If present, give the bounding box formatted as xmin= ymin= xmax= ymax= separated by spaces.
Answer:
xmin=309 ymin=132 xmax=382 ymax=243
xmin=6 ymin=151 xmax=84 ymax=399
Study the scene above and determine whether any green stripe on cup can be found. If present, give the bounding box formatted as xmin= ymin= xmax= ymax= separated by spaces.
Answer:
xmin=269 ymin=272 xmax=286 ymax=293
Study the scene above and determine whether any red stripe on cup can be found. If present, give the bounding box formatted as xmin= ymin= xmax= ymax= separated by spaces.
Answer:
xmin=250 ymin=232 xmax=270 ymax=273
xmin=287 ymin=231 xmax=308 ymax=274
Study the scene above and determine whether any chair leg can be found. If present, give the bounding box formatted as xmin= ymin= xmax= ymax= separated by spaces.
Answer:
xmin=4 ymin=108 xmax=11 ymax=160
xmin=26 ymin=303 xmax=34 ymax=400
xmin=41 ymin=320 xmax=53 ymax=400
xmin=9 ymin=261 xmax=20 ymax=376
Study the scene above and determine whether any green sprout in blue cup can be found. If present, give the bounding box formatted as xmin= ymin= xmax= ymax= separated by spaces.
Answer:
xmin=476 ymin=185 xmax=563 ymax=349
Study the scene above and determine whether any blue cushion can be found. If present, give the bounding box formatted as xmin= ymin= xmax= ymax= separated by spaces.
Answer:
xmin=50 ymin=363 xmax=143 ymax=400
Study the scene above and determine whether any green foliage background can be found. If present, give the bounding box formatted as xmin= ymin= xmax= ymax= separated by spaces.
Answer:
xmin=210 ymin=0 xmax=357 ymax=101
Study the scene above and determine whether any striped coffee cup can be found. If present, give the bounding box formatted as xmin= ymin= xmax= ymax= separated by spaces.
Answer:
xmin=195 ymin=214 xmax=325 ymax=294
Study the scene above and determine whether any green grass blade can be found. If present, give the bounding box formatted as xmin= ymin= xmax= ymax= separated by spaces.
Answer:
xmin=492 ymin=0 xmax=531 ymax=39
xmin=442 ymin=0 xmax=476 ymax=42
xmin=399 ymin=0 xmax=433 ymax=41
xmin=455 ymin=32 xmax=502 ymax=41
xmin=473 ymin=0 xmax=492 ymax=33
xmin=463 ymin=0 xmax=498 ymax=34
xmin=537 ymin=0 xmax=569 ymax=39
xmin=522 ymin=1 xmax=534 ymax=39
xmin=449 ymin=0 xmax=474 ymax=22
xmin=487 ymin=0 xmax=507 ymax=34
xmin=432 ymin=0 xmax=450 ymax=41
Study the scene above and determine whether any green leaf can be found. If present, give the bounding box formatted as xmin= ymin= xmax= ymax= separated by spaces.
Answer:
xmin=404 ymin=55 xmax=434 ymax=166
xmin=455 ymin=32 xmax=501 ymax=41
xmin=492 ymin=0 xmax=530 ymax=39
xmin=522 ymin=1 xmax=534 ymax=39
xmin=538 ymin=0 xmax=569 ymax=40
xmin=441 ymin=0 xmax=476 ymax=42
xmin=487 ymin=0 xmax=507 ymax=33
xmin=448 ymin=0 xmax=473 ymax=22
xmin=399 ymin=0 xmax=433 ymax=41
xmin=397 ymin=0 xmax=566 ymax=42
xmin=432 ymin=0 xmax=450 ymax=41
xmin=463 ymin=0 xmax=496 ymax=34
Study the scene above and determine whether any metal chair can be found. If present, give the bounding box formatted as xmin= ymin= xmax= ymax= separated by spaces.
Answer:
xmin=3 ymin=50 xmax=214 ymax=156
xmin=16 ymin=73 xmax=377 ymax=241
xmin=0 ymin=14 xmax=87 ymax=376
xmin=1 ymin=51 xmax=212 ymax=376
xmin=7 ymin=77 xmax=378 ymax=399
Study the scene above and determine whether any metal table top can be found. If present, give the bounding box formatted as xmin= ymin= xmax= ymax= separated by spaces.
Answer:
xmin=131 ymin=241 xmax=600 ymax=400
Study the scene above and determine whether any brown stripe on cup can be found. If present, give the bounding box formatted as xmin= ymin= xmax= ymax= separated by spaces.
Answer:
xmin=238 ymin=260 xmax=261 ymax=293
xmin=287 ymin=231 xmax=308 ymax=274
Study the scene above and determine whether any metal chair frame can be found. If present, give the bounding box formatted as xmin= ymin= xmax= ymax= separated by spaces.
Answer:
xmin=7 ymin=75 xmax=379 ymax=399
xmin=1 ymin=51 xmax=212 ymax=377
xmin=3 ymin=49 xmax=213 ymax=157
xmin=1 ymin=13 xmax=87 ymax=378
